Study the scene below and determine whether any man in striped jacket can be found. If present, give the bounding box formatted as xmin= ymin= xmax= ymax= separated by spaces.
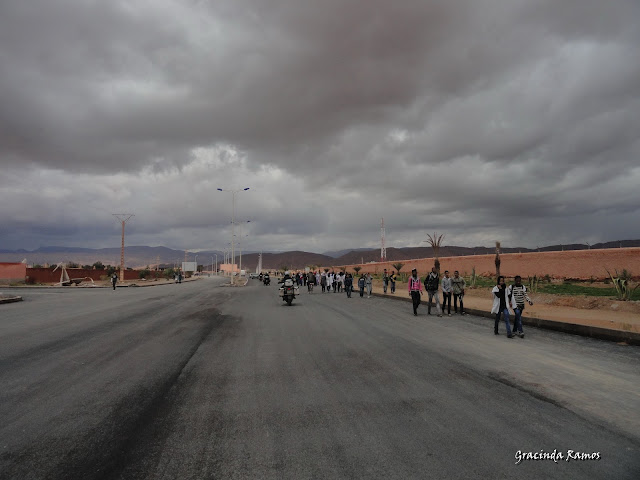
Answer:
xmin=508 ymin=275 xmax=533 ymax=338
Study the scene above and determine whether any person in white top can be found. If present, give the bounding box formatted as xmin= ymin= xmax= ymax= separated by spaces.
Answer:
xmin=441 ymin=270 xmax=453 ymax=316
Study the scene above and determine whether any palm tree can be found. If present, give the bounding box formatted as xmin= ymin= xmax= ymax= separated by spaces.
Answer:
xmin=425 ymin=232 xmax=445 ymax=273
xmin=353 ymin=266 xmax=362 ymax=275
xmin=392 ymin=262 xmax=405 ymax=274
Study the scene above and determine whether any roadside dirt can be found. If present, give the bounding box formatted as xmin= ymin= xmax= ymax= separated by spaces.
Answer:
xmin=371 ymin=279 xmax=640 ymax=333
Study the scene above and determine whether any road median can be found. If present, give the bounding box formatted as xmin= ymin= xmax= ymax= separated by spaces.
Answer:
xmin=0 ymin=295 xmax=23 ymax=304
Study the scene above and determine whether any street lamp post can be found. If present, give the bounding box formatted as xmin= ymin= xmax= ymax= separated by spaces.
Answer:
xmin=214 ymin=253 xmax=218 ymax=275
xmin=236 ymin=221 xmax=250 ymax=277
xmin=225 ymin=243 xmax=232 ymax=276
xmin=239 ymin=234 xmax=249 ymax=277
xmin=217 ymin=187 xmax=250 ymax=277
xmin=195 ymin=254 xmax=198 ymax=273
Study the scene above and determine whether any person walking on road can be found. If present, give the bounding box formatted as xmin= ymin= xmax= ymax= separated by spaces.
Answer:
xmin=509 ymin=275 xmax=533 ymax=338
xmin=389 ymin=271 xmax=396 ymax=293
xmin=358 ymin=274 xmax=366 ymax=297
xmin=451 ymin=270 xmax=466 ymax=315
xmin=320 ymin=272 xmax=327 ymax=293
xmin=111 ymin=273 xmax=117 ymax=290
xmin=408 ymin=268 xmax=423 ymax=315
xmin=492 ymin=276 xmax=514 ymax=338
xmin=441 ymin=270 xmax=452 ymax=316
xmin=424 ymin=267 xmax=442 ymax=317
xmin=345 ymin=273 xmax=353 ymax=298
xmin=365 ymin=273 xmax=373 ymax=298
xmin=383 ymin=269 xmax=389 ymax=293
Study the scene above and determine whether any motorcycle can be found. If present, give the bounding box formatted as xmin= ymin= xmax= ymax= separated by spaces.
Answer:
xmin=279 ymin=277 xmax=299 ymax=305
xmin=263 ymin=274 xmax=270 ymax=286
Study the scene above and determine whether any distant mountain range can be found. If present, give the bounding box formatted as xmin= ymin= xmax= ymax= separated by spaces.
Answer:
xmin=1 ymin=240 xmax=638 ymax=271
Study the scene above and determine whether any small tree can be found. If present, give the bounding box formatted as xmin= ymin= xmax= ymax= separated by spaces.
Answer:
xmin=353 ymin=266 xmax=362 ymax=275
xmin=392 ymin=262 xmax=405 ymax=274
xmin=164 ymin=267 xmax=176 ymax=279
xmin=92 ymin=261 xmax=104 ymax=269
xmin=495 ymin=241 xmax=501 ymax=282
xmin=324 ymin=268 xmax=330 ymax=273
xmin=425 ymin=232 xmax=445 ymax=273
xmin=139 ymin=269 xmax=151 ymax=279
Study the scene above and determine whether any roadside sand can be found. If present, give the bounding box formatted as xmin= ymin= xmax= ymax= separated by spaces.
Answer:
xmin=370 ymin=279 xmax=640 ymax=333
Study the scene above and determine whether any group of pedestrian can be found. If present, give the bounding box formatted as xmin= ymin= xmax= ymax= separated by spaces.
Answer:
xmin=281 ymin=267 xmax=533 ymax=339
xmin=492 ymin=275 xmax=533 ymax=338
xmin=286 ymin=270 xmax=384 ymax=299
xmin=380 ymin=269 xmax=397 ymax=294
xmin=408 ymin=267 xmax=467 ymax=317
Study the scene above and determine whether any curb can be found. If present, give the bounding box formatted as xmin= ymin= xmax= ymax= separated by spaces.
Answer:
xmin=0 ymin=296 xmax=23 ymax=304
xmin=371 ymin=292 xmax=640 ymax=346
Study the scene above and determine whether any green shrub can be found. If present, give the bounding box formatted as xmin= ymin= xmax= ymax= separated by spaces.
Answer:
xmin=606 ymin=268 xmax=638 ymax=301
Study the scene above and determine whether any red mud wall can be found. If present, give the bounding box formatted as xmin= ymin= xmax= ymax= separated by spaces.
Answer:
xmin=335 ymin=247 xmax=640 ymax=280
xmin=0 ymin=263 xmax=27 ymax=282
xmin=26 ymin=268 xmax=143 ymax=283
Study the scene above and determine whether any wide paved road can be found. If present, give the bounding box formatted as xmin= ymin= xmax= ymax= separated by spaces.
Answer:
xmin=1 ymin=279 xmax=639 ymax=479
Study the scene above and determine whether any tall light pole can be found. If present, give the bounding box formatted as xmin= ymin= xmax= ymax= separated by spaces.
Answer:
xmin=214 ymin=253 xmax=218 ymax=274
xmin=238 ymin=233 xmax=249 ymax=276
xmin=112 ymin=214 xmax=134 ymax=282
xmin=225 ymin=243 xmax=232 ymax=276
xmin=236 ymin=220 xmax=250 ymax=276
xmin=194 ymin=254 xmax=198 ymax=273
xmin=217 ymin=187 xmax=250 ymax=276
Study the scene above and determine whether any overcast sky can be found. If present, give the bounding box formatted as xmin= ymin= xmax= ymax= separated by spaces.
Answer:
xmin=1 ymin=0 xmax=639 ymax=254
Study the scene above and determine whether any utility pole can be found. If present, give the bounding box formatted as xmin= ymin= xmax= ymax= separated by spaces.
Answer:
xmin=112 ymin=214 xmax=134 ymax=282
xmin=380 ymin=217 xmax=387 ymax=262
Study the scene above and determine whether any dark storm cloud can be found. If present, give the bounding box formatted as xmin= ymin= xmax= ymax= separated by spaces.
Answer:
xmin=1 ymin=0 xmax=639 ymax=251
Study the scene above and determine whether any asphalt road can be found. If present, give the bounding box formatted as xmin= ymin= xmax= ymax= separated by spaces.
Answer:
xmin=1 ymin=279 xmax=639 ymax=479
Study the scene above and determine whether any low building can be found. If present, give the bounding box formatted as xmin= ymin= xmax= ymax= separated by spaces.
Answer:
xmin=218 ymin=263 xmax=239 ymax=274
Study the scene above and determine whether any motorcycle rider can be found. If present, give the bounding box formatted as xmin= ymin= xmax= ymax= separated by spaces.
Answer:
xmin=278 ymin=270 xmax=293 ymax=286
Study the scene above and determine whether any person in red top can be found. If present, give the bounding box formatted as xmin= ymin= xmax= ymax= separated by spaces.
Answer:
xmin=408 ymin=268 xmax=423 ymax=316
